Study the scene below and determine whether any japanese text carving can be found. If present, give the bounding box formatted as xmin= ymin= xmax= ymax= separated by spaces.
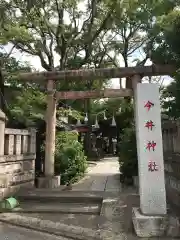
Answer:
xmin=144 ymin=101 xmax=154 ymax=111
xmin=148 ymin=161 xmax=158 ymax=172
xmin=146 ymin=141 xmax=156 ymax=151
xmin=145 ymin=120 xmax=155 ymax=131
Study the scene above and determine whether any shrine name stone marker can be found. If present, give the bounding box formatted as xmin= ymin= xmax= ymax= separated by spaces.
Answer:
xmin=135 ymin=83 xmax=166 ymax=215
xmin=132 ymin=81 xmax=168 ymax=238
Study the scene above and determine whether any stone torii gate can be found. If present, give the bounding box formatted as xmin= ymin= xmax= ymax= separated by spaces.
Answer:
xmin=17 ymin=64 xmax=175 ymax=237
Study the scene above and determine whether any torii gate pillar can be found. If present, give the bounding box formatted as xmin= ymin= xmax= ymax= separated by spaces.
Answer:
xmin=132 ymin=75 xmax=168 ymax=237
xmin=37 ymin=80 xmax=61 ymax=188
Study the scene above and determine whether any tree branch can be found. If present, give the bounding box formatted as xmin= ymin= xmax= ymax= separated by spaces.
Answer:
xmin=127 ymin=37 xmax=148 ymax=56
xmin=106 ymin=53 xmax=119 ymax=67
xmin=38 ymin=51 xmax=52 ymax=71
xmin=11 ymin=41 xmax=37 ymax=56
xmin=81 ymin=8 xmax=114 ymax=67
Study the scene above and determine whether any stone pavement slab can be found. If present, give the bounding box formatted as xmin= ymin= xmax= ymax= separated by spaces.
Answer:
xmin=21 ymin=213 xmax=100 ymax=230
xmin=0 ymin=222 xmax=70 ymax=240
xmin=0 ymin=213 xmax=101 ymax=240
xmin=72 ymin=157 xmax=121 ymax=192
xmin=105 ymin=175 xmax=121 ymax=192
xmin=12 ymin=202 xmax=101 ymax=214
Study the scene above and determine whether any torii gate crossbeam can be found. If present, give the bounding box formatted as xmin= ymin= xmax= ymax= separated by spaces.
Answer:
xmin=10 ymin=64 xmax=175 ymax=82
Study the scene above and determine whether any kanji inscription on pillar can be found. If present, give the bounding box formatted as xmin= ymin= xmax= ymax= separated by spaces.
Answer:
xmin=146 ymin=141 xmax=156 ymax=151
xmin=134 ymin=83 xmax=166 ymax=215
xmin=144 ymin=100 xmax=154 ymax=111
xmin=145 ymin=120 xmax=155 ymax=131
xmin=148 ymin=161 xmax=158 ymax=172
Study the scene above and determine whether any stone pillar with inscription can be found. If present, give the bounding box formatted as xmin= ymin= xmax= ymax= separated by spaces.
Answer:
xmin=132 ymin=76 xmax=168 ymax=238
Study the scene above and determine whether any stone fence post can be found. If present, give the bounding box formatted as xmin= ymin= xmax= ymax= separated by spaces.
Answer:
xmin=28 ymin=128 xmax=36 ymax=154
xmin=0 ymin=110 xmax=6 ymax=156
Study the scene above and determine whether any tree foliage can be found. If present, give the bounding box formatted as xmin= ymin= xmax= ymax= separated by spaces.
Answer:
xmin=0 ymin=52 xmax=34 ymax=117
xmin=9 ymin=87 xmax=46 ymax=126
xmin=0 ymin=0 xmax=117 ymax=71
xmin=149 ymin=3 xmax=180 ymax=119
xmin=1 ymin=0 xmax=179 ymax=123
xmin=55 ymin=131 xmax=87 ymax=185
xmin=0 ymin=0 xmax=177 ymax=88
xmin=161 ymin=75 xmax=180 ymax=120
xmin=148 ymin=3 xmax=180 ymax=66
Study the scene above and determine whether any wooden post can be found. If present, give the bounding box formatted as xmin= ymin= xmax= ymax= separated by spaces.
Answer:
xmin=44 ymin=80 xmax=57 ymax=177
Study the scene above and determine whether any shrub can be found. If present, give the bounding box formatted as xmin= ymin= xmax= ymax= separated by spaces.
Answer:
xmin=118 ymin=125 xmax=138 ymax=184
xmin=55 ymin=131 xmax=87 ymax=185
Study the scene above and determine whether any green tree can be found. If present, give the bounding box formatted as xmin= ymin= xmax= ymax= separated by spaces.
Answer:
xmin=9 ymin=87 xmax=46 ymax=126
xmin=0 ymin=52 xmax=32 ymax=114
xmin=147 ymin=4 xmax=180 ymax=66
xmin=102 ymin=0 xmax=178 ymax=87
xmin=0 ymin=52 xmax=45 ymax=126
xmin=161 ymin=76 xmax=180 ymax=120
xmin=0 ymin=0 xmax=116 ymax=71
xmin=0 ymin=0 xmax=118 ymax=131
xmin=147 ymin=4 xmax=180 ymax=119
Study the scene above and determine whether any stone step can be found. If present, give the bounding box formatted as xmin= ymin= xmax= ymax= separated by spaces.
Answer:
xmin=0 ymin=222 xmax=71 ymax=240
xmin=11 ymin=202 xmax=101 ymax=214
xmin=0 ymin=213 xmax=101 ymax=240
xmin=16 ymin=190 xmax=103 ymax=204
xmin=21 ymin=213 xmax=100 ymax=230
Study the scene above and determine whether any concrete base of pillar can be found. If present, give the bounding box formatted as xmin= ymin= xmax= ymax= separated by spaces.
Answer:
xmin=37 ymin=176 xmax=61 ymax=188
xmin=132 ymin=207 xmax=168 ymax=238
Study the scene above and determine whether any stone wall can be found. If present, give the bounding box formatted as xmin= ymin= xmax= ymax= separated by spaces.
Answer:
xmin=0 ymin=110 xmax=36 ymax=200
xmin=162 ymin=121 xmax=180 ymax=211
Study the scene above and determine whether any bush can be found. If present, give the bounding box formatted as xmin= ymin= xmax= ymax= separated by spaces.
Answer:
xmin=118 ymin=125 xmax=138 ymax=184
xmin=55 ymin=131 xmax=87 ymax=185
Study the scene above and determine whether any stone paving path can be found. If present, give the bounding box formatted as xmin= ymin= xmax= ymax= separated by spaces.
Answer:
xmin=71 ymin=157 xmax=176 ymax=240
xmin=0 ymin=157 xmax=175 ymax=240
xmin=72 ymin=157 xmax=121 ymax=192
xmin=0 ymin=222 xmax=69 ymax=240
